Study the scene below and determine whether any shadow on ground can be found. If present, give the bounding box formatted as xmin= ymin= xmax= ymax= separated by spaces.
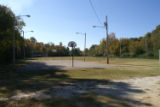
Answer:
xmin=20 ymin=61 xmax=67 ymax=70
xmin=0 ymin=62 xmax=152 ymax=107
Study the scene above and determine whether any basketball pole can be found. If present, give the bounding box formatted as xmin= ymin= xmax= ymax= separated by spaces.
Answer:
xmin=72 ymin=47 xmax=73 ymax=67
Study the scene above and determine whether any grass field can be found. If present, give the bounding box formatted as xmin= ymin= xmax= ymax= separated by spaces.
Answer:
xmin=30 ymin=57 xmax=160 ymax=79
xmin=0 ymin=57 xmax=160 ymax=107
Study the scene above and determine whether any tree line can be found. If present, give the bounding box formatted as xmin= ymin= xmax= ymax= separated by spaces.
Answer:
xmin=86 ymin=27 xmax=160 ymax=58
xmin=0 ymin=5 xmax=81 ymax=64
xmin=0 ymin=5 xmax=160 ymax=64
xmin=24 ymin=38 xmax=81 ymax=58
xmin=0 ymin=5 xmax=24 ymax=64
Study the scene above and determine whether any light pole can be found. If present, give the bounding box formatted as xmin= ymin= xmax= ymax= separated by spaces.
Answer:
xmin=93 ymin=16 xmax=109 ymax=64
xmin=12 ymin=15 xmax=30 ymax=64
xmin=21 ymin=30 xmax=34 ymax=59
xmin=76 ymin=32 xmax=86 ymax=62
xmin=120 ymin=38 xmax=122 ymax=57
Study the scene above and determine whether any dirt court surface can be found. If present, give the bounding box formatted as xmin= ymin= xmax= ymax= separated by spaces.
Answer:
xmin=21 ymin=60 xmax=114 ymax=70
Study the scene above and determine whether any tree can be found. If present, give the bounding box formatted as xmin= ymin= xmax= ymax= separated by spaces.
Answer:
xmin=89 ymin=45 xmax=99 ymax=56
xmin=74 ymin=48 xmax=81 ymax=56
xmin=151 ymin=25 xmax=160 ymax=58
xmin=30 ymin=37 xmax=37 ymax=44
xmin=120 ymin=38 xmax=130 ymax=57
xmin=129 ymin=38 xmax=145 ymax=57
xmin=109 ymin=39 xmax=120 ymax=56
xmin=99 ymin=39 xmax=106 ymax=56
xmin=0 ymin=5 xmax=24 ymax=63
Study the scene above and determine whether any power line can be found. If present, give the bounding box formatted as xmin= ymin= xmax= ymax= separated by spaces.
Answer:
xmin=89 ymin=0 xmax=102 ymax=24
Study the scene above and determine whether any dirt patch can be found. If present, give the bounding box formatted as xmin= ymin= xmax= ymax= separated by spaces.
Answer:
xmin=116 ymin=76 xmax=160 ymax=107
xmin=1 ymin=76 xmax=160 ymax=107
xmin=20 ymin=60 xmax=114 ymax=70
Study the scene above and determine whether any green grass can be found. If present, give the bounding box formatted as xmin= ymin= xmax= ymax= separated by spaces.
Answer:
xmin=63 ymin=67 xmax=160 ymax=80
xmin=0 ymin=57 xmax=159 ymax=107
xmin=30 ymin=56 xmax=160 ymax=79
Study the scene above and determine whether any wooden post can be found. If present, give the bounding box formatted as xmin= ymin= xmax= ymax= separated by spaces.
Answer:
xmin=105 ymin=16 xmax=109 ymax=64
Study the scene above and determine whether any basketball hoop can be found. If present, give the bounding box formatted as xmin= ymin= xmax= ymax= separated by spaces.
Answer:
xmin=68 ymin=41 xmax=77 ymax=67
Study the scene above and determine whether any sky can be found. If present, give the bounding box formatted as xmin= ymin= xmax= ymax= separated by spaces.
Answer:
xmin=0 ymin=0 xmax=160 ymax=50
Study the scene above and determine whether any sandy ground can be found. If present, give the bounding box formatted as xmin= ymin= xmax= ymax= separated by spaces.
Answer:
xmin=117 ymin=76 xmax=160 ymax=107
xmin=2 ymin=76 xmax=159 ymax=107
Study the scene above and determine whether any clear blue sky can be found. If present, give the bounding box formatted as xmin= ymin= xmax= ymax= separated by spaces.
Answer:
xmin=1 ymin=0 xmax=160 ymax=50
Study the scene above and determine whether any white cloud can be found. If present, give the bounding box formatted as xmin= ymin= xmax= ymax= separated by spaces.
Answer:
xmin=0 ymin=0 xmax=36 ymax=13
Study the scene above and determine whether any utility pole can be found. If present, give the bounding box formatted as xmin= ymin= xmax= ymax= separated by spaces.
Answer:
xmin=120 ymin=38 xmax=121 ymax=57
xmin=21 ymin=30 xmax=34 ymax=59
xmin=22 ymin=30 xmax=25 ymax=59
xmin=12 ymin=26 xmax=16 ymax=64
xmin=84 ymin=33 xmax=86 ymax=62
xmin=145 ymin=38 xmax=148 ymax=52
xmin=12 ymin=15 xmax=31 ymax=64
xmin=104 ymin=16 xmax=109 ymax=64
xmin=159 ymin=49 xmax=160 ymax=64
xmin=76 ymin=32 xmax=87 ymax=62
xmin=93 ymin=16 xmax=110 ymax=64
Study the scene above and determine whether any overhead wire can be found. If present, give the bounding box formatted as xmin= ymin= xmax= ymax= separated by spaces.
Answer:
xmin=89 ymin=0 xmax=102 ymax=25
